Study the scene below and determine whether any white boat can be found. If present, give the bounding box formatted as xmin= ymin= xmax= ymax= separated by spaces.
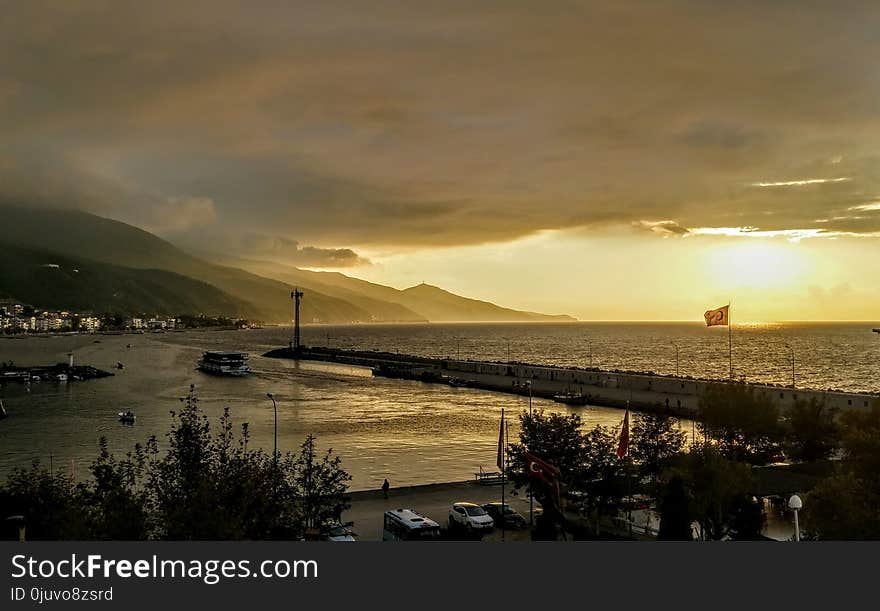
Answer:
xmin=552 ymin=390 xmax=589 ymax=405
xmin=197 ymin=351 xmax=252 ymax=376
xmin=118 ymin=410 xmax=136 ymax=424
xmin=56 ymin=373 xmax=68 ymax=383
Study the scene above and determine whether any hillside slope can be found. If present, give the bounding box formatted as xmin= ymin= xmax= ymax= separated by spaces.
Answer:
xmin=0 ymin=206 xmax=575 ymax=323
xmin=0 ymin=207 xmax=384 ymax=323
xmin=0 ymin=241 xmax=251 ymax=316
xmin=226 ymin=259 xmax=575 ymax=322
xmin=398 ymin=283 xmax=574 ymax=322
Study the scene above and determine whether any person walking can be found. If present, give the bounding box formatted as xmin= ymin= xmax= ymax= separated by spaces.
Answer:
xmin=381 ymin=478 xmax=390 ymax=499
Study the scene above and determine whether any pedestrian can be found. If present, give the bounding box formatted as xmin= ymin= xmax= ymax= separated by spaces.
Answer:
xmin=381 ymin=478 xmax=390 ymax=499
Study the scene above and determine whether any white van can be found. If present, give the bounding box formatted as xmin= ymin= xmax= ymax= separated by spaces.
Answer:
xmin=382 ymin=509 xmax=441 ymax=541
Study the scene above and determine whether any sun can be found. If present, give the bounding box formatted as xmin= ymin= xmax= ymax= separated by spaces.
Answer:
xmin=703 ymin=240 xmax=811 ymax=291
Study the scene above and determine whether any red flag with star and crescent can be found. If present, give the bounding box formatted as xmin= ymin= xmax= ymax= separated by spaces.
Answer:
xmin=496 ymin=409 xmax=505 ymax=470
xmin=617 ymin=408 xmax=630 ymax=459
xmin=523 ymin=451 xmax=560 ymax=485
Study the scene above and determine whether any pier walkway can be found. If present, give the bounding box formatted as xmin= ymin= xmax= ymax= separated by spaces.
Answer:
xmin=264 ymin=346 xmax=877 ymax=416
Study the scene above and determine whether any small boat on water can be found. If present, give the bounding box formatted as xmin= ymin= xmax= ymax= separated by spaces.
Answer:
xmin=118 ymin=410 xmax=136 ymax=424
xmin=0 ymin=400 xmax=8 ymax=420
xmin=116 ymin=362 xmax=125 ymax=370
xmin=197 ymin=351 xmax=251 ymax=376
xmin=447 ymin=377 xmax=471 ymax=388
xmin=553 ymin=391 xmax=590 ymax=406
xmin=56 ymin=373 xmax=68 ymax=383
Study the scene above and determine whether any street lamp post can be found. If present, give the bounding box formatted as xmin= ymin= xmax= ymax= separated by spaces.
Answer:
xmin=671 ymin=342 xmax=679 ymax=377
xmin=266 ymin=393 xmax=278 ymax=467
xmin=5 ymin=515 xmax=25 ymax=542
xmin=789 ymin=494 xmax=803 ymax=541
xmin=526 ymin=380 xmax=532 ymax=416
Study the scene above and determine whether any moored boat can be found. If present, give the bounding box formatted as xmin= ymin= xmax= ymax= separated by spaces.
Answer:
xmin=118 ymin=410 xmax=136 ymax=424
xmin=552 ymin=391 xmax=590 ymax=405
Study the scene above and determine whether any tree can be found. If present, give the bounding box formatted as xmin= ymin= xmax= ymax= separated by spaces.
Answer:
xmin=288 ymin=434 xmax=352 ymax=535
xmin=803 ymin=473 xmax=878 ymax=540
xmin=657 ymin=474 xmax=693 ymax=540
xmin=804 ymin=405 xmax=880 ymax=540
xmin=84 ymin=437 xmax=151 ymax=539
xmin=698 ymin=384 xmax=782 ymax=464
xmin=631 ymin=413 xmax=687 ymax=480
xmin=673 ymin=444 xmax=756 ymax=540
xmin=507 ymin=411 xmax=630 ymax=538
xmin=0 ymin=462 xmax=89 ymax=540
xmin=507 ymin=410 xmax=587 ymax=481
xmin=576 ymin=425 xmax=627 ymax=534
xmin=1 ymin=385 xmax=352 ymax=541
xmin=783 ymin=398 xmax=840 ymax=462
xmin=507 ymin=411 xmax=586 ymax=537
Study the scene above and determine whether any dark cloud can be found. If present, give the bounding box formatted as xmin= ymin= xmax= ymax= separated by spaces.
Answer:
xmin=2 ymin=0 xmax=880 ymax=254
xmin=634 ymin=220 xmax=691 ymax=236
xmin=236 ymin=234 xmax=370 ymax=268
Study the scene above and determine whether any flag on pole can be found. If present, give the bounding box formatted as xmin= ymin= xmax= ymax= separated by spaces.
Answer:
xmin=496 ymin=408 xmax=505 ymax=470
xmin=523 ymin=451 xmax=562 ymax=509
xmin=704 ymin=304 xmax=729 ymax=327
xmin=616 ymin=408 xmax=630 ymax=459
xmin=523 ymin=451 xmax=560 ymax=485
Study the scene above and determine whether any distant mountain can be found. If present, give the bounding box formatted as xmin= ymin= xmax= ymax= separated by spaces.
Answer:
xmin=0 ymin=206 xmax=575 ymax=323
xmin=214 ymin=257 xmax=575 ymax=322
xmin=398 ymin=282 xmax=574 ymax=322
xmin=0 ymin=241 xmax=250 ymax=317
xmin=0 ymin=206 xmax=381 ymax=323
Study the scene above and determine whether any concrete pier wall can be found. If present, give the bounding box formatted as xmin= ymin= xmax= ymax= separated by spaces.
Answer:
xmin=264 ymin=347 xmax=877 ymax=416
xmin=443 ymin=359 xmax=876 ymax=416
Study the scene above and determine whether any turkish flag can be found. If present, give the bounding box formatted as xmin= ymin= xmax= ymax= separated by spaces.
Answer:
xmin=523 ymin=451 xmax=560 ymax=485
xmin=496 ymin=408 xmax=505 ymax=470
xmin=617 ymin=409 xmax=630 ymax=459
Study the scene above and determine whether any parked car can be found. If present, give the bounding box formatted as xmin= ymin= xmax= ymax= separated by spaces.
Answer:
xmin=322 ymin=523 xmax=357 ymax=541
xmin=481 ymin=502 xmax=527 ymax=529
xmin=448 ymin=502 xmax=494 ymax=533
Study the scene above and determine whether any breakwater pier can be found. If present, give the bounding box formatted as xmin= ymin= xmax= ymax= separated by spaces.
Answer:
xmin=0 ymin=362 xmax=113 ymax=385
xmin=263 ymin=346 xmax=877 ymax=417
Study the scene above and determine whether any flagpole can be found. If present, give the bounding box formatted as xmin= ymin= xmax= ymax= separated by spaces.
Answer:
xmin=500 ymin=408 xmax=505 ymax=541
xmin=728 ymin=302 xmax=733 ymax=380
xmin=505 ymin=419 xmax=511 ymax=541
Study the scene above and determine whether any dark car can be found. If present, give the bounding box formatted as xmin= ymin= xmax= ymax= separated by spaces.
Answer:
xmin=482 ymin=502 xmax=527 ymax=529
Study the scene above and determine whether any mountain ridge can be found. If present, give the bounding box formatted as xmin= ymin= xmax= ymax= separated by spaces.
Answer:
xmin=0 ymin=205 xmax=575 ymax=323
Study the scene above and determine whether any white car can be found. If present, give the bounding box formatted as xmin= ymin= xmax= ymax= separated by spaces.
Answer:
xmin=323 ymin=524 xmax=357 ymax=541
xmin=449 ymin=502 xmax=494 ymax=533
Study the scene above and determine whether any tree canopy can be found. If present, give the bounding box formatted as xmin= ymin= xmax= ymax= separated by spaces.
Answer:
xmin=0 ymin=385 xmax=351 ymax=540
xmin=698 ymin=384 xmax=782 ymax=464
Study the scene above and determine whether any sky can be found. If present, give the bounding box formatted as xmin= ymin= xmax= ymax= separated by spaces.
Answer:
xmin=2 ymin=1 xmax=880 ymax=321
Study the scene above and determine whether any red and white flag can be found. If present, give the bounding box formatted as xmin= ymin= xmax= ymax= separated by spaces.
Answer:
xmin=704 ymin=304 xmax=729 ymax=327
xmin=523 ymin=451 xmax=560 ymax=485
xmin=496 ymin=408 xmax=505 ymax=470
xmin=617 ymin=408 xmax=630 ymax=459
